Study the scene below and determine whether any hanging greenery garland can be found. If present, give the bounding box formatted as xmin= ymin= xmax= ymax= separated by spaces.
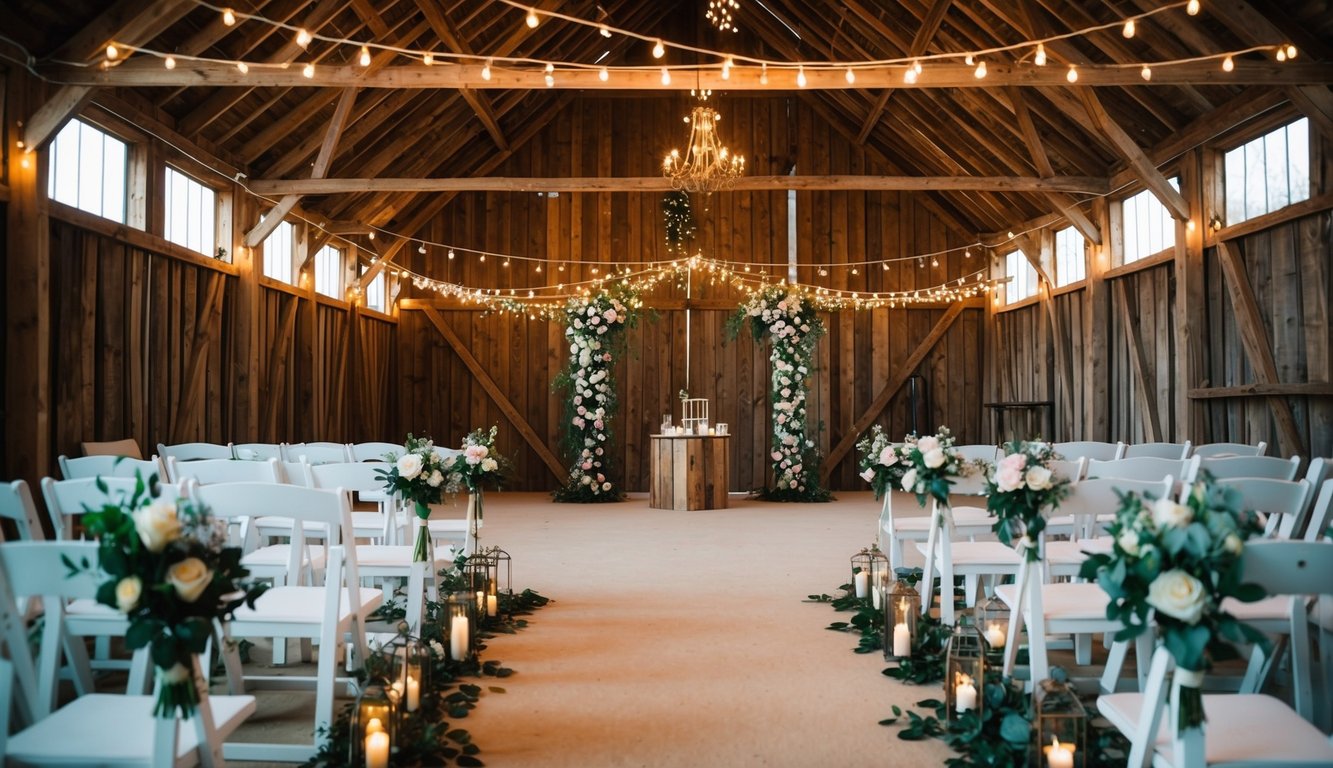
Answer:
xmin=552 ymin=285 xmax=640 ymax=502
xmin=662 ymin=191 xmax=696 ymax=254
xmin=727 ymin=284 xmax=832 ymax=502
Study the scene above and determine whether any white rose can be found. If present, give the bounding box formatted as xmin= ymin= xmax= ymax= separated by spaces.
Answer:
xmin=133 ymin=501 xmax=182 ymax=553
xmin=602 ymin=482 xmax=612 ymax=491
xmin=166 ymin=557 xmax=213 ymax=604
xmin=1151 ymin=498 xmax=1193 ymax=529
xmin=481 ymin=457 xmax=498 ymax=472
xmin=901 ymin=468 xmax=918 ymax=492
xmin=1223 ymin=534 xmax=1243 ymax=555
xmin=426 ymin=470 xmax=444 ymax=487
xmin=917 ymin=435 xmax=940 ymax=454
xmin=1146 ymin=569 xmax=1208 ymax=624
xmin=1024 ymin=466 xmax=1053 ymax=491
xmin=396 ymin=453 xmax=424 ymax=480
xmin=922 ymin=448 xmax=946 ymax=469
xmin=860 ymin=468 xmax=876 ymax=483
xmin=580 ymin=475 xmax=592 ymax=485
xmin=1116 ymin=529 xmax=1140 ymax=556
xmin=115 ymin=576 xmax=142 ymax=613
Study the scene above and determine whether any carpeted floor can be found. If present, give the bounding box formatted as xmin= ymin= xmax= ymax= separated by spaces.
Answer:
xmin=228 ymin=489 xmax=955 ymax=767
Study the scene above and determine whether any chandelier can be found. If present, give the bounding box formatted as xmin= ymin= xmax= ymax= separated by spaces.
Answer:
xmin=663 ymin=93 xmax=745 ymax=195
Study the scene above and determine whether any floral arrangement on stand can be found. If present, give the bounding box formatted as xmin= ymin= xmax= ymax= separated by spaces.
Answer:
xmin=898 ymin=427 xmax=968 ymax=508
xmin=855 ymin=425 xmax=911 ymax=499
xmin=73 ymin=475 xmax=267 ymax=718
xmin=446 ymin=427 xmax=509 ymax=554
xmin=553 ymin=287 xmax=637 ymax=503
xmin=727 ymin=284 xmax=830 ymax=502
xmin=1080 ymin=473 xmax=1267 ymax=733
xmin=378 ymin=435 xmax=453 ymax=562
xmin=986 ymin=441 xmax=1073 ymax=561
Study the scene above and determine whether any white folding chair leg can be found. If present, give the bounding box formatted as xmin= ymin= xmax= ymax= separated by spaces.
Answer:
xmin=1100 ymin=638 xmax=1131 ymax=693
xmin=126 ymin=646 xmax=153 ymax=695
xmin=919 ymin=502 xmax=939 ymax=618
xmin=1126 ymin=648 xmax=1173 ymax=768
xmin=1075 ymin=632 xmax=1092 ymax=666
xmin=939 ymin=535 xmax=956 ymax=626
xmin=61 ymin=630 xmax=96 ymax=696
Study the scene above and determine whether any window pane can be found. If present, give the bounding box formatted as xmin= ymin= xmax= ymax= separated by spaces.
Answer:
xmin=1004 ymin=249 xmax=1037 ymax=304
xmin=315 ymin=245 xmax=342 ymax=298
xmin=1054 ymin=226 xmax=1085 ymax=287
xmin=1120 ymin=181 xmax=1177 ymax=264
xmin=1225 ymin=118 xmax=1309 ymax=226
xmin=1224 ymin=147 xmax=1245 ymax=225
xmin=363 ymin=268 xmax=386 ymax=312
xmin=263 ymin=221 xmax=294 ymax=283
xmin=1264 ymin=128 xmax=1289 ymax=211
xmin=163 ymin=166 xmax=216 ymax=256
xmin=1287 ymin=119 xmax=1309 ymax=202
xmin=47 ymin=118 xmax=128 ymax=224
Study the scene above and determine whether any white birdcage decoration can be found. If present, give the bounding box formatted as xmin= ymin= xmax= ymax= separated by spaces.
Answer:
xmin=682 ymin=398 xmax=709 ymax=435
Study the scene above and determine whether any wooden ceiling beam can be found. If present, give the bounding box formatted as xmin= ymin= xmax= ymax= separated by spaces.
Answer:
xmin=857 ymin=0 xmax=952 ymax=144
xmin=1008 ymin=86 xmax=1101 ymax=244
xmin=1080 ymin=89 xmax=1190 ymax=221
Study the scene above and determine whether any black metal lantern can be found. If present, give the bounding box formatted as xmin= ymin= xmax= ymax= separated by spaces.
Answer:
xmin=850 ymin=544 xmax=890 ymax=605
xmin=482 ymin=546 xmax=511 ymax=618
xmin=1033 ymin=667 xmax=1087 ymax=768
xmin=447 ymin=590 xmax=477 ymax=662
xmin=390 ymin=636 xmax=430 ymax=715
xmin=349 ymin=680 xmax=396 ymax=768
xmin=883 ymin=577 xmax=921 ymax=660
xmin=975 ymin=594 xmax=1011 ymax=652
xmin=463 ymin=556 xmax=491 ymax=624
xmin=944 ymin=615 xmax=986 ymax=720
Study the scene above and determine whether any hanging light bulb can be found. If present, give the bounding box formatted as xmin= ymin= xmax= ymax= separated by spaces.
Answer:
xmin=722 ymin=56 xmax=733 ymax=80
xmin=913 ymin=60 xmax=923 ymax=75
xmin=904 ymin=66 xmax=918 ymax=84
xmin=418 ymin=242 xmax=427 ymax=254
xmin=526 ymin=7 xmax=539 ymax=27
xmin=1222 ymin=55 xmax=1234 ymax=71
xmin=796 ymin=66 xmax=807 ymax=87
xmin=105 ymin=44 xmax=120 ymax=60
xmin=1275 ymin=47 xmax=1286 ymax=62
xmin=544 ymin=62 xmax=554 ymax=87
xmin=295 ymin=28 xmax=311 ymax=48
xmin=1123 ymin=19 xmax=1136 ymax=38
xmin=359 ymin=45 xmax=371 ymax=66
xmin=481 ymin=59 xmax=492 ymax=80
xmin=974 ymin=59 xmax=987 ymax=79
xmin=222 ymin=8 xmax=236 ymax=25
xmin=1141 ymin=64 xmax=1152 ymax=80
xmin=1285 ymin=44 xmax=1297 ymax=59
xmin=447 ymin=249 xmax=455 ymax=259
xmin=164 ymin=55 xmax=176 ymax=69
xmin=599 ymin=24 xmax=611 ymax=38
xmin=661 ymin=67 xmax=671 ymax=85
xmin=1187 ymin=0 xmax=1200 ymax=15
xmin=423 ymin=52 xmax=434 ymax=65
xmin=302 ymin=62 xmax=315 ymax=78
xmin=964 ymin=249 xmax=972 ymax=259
xmin=652 ymin=39 xmax=665 ymax=59
xmin=237 ymin=60 xmax=248 ymax=73
xmin=1035 ymin=43 xmax=1047 ymax=66
xmin=759 ymin=62 xmax=768 ymax=85
xmin=479 ymin=254 xmax=486 ymax=263
xmin=1066 ymin=64 xmax=1078 ymax=82
xmin=845 ymin=66 xmax=855 ymax=84
xmin=599 ymin=66 xmax=609 ymax=81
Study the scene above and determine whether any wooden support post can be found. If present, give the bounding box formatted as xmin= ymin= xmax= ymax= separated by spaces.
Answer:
xmin=1115 ymin=280 xmax=1164 ymax=442
xmin=1177 ymin=148 xmax=1209 ymax=443
xmin=1083 ymin=199 xmax=1112 ymax=441
xmin=821 ymin=300 xmax=972 ymax=482
xmin=419 ymin=307 xmax=566 ymax=481
xmin=1215 ymin=241 xmax=1307 ymax=458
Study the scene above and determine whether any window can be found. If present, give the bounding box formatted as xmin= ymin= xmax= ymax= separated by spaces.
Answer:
xmin=1224 ymin=118 xmax=1309 ymax=226
xmin=1120 ymin=178 xmax=1179 ymax=264
xmin=1053 ymin=226 xmax=1086 ymax=287
xmin=363 ymin=266 xmax=386 ymax=312
xmin=1004 ymin=249 xmax=1039 ymax=304
xmin=47 ymin=118 xmax=128 ymax=223
xmin=262 ymin=221 xmax=294 ymax=283
xmin=314 ymin=244 xmax=343 ymax=299
xmin=163 ymin=166 xmax=216 ymax=256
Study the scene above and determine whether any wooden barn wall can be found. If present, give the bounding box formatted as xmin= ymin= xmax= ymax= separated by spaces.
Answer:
xmin=397 ymin=96 xmax=984 ymax=492
xmin=1106 ymin=264 xmax=1181 ymax=444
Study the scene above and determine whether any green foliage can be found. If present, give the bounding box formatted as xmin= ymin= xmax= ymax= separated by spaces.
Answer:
xmin=986 ymin=441 xmax=1074 ymax=562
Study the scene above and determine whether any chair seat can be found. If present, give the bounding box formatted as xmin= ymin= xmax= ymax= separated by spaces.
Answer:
xmin=231 ymin=586 xmax=383 ymax=626
xmin=914 ymin=540 xmax=1023 ymax=567
xmin=1045 ymin=538 xmax=1113 ymax=565
xmin=6 ymin=693 xmax=256 ymax=766
xmin=253 ymin=516 xmax=331 ymax=537
xmin=997 ymin=582 xmax=1111 ymax=620
xmin=1219 ymin=594 xmax=1290 ymax=622
xmin=241 ymin=544 xmax=327 ymax=570
xmin=355 ymin=545 xmax=453 ymax=569
xmin=893 ymin=506 xmax=996 ymax=532
xmin=1097 ymin=692 xmax=1333 ymax=765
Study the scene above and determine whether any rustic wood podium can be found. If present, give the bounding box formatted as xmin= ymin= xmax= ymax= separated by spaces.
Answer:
xmin=649 ymin=434 xmax=730 ymax=510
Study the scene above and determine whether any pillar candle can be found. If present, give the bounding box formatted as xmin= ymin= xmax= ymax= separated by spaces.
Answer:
xmin=487 ymin=594 xmax=498 ymax=617
xmin=1044 ymin=738 xmax=1074 ymax=768
xmin=955 ymin=675 xmax=977 ymax=713
xmin=365 ymin=725 xmax=389 ymax=768
xmin=406 ymin=675 xmax=420 ymax=712
xmin=893 ymin=623 xmax=911 ymax=657
xmin=984 ymin=624 xmax=1007 ymax=648
xmin=450 ymin=616 xmax=470 ymax=660
xmin=853 ymin=570 xmax=869 ymax=598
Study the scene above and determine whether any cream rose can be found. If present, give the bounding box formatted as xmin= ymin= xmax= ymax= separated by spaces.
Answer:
xmin=1223 ymin=533 xmax=1243 ymax=555
xmin=1024 ymin=466 xmax=1053 ymax=491
xmin=481 ymin=457 xmax=499 ymax=472
xmin=133 ymin=500 xmax=182 ymax=553
xmin=901 ymin=468 xmax=918 ymax=493
xmin=1116 ymin=529 xmax=1140 ymax=556
xmin=115 ymin=576 xmax=142 ymax=613
xmin=158 ymin=663 xmax=190 ymax=684
xmin=396 ymin=453 xmax=424 ymax=480
xmin=1151 ymin=497 xmax=1193 ymax=529
xmin=916 ymin=435 xmax=940 ymax=454
xmin=1146 ymin=569 xmax=1208 ymax=624
xmin=167 ymin=557 xmax=213 ymax=603
xmin=922 ymin=448 xmax=947 ymax=469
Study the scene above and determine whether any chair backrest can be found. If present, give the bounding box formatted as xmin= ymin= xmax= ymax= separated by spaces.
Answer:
xmin=1122 ymin=441 xmax=1192 ymax=460
xmin=1302 ymin=480 xmax=1332 ymax=542
xmin=1057 ymin=477 xmax=1173 ymax=538
xmin=280 ymin=460 xmax=311 ymax=487
xmin=1052 ymin=441 xmax=1126 ymax=462
xmin=41 ymin=477 xmax=183 ymax=541
xmin=351 ymin=442 xmax=404 ymax=463
xmin=231 ymin=442 xmax=283 ymax=461
xmin=1047 ymin=457 xmax=1086 ymax=484
xmin=166 ymin=456 xmax=281 ymax=485
xmin=1086 ymin=456 xmax=1199 ymax=484
xmin=80 ymin=438 xmax=144 ymax=459
xmin=955 ymin=444 xmax=999 ymax=464
xmin=282 ymin=442 xmax=351 ymax=464
xmin=1198 ymin=455 xmax=1300 ymax=481
xmin=0 ymin=480 xmax=45 ymax=541
xmin=1214 ymin=477 xmax=1313 ymax=540
xmin=304 ymin=461 xmax=389 ymax=495
xmin=1190 ymin=441 xmax=1267 ymax=458
xmin=157 ymin=442 xmax=234 ymax=462
xmin=58 ymin=454 xmax=164 ymax=481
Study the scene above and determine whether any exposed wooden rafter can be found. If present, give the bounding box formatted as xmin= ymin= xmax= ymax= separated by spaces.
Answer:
xmin=855 ymin=0 xmax=952 ymax=144
xmin=415 ymin=0 xmax=509 ymax=151
xmin=1007 ymin=86 xmax=1101 ymax=244
xmin=1080 ymin=89 xmax=1190 ymax=222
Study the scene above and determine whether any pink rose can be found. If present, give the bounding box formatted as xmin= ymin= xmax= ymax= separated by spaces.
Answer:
xmin=878 ymin=446 xmax=898 ymax=467
xmin=917 ymin=435 xmax=940 ymax=454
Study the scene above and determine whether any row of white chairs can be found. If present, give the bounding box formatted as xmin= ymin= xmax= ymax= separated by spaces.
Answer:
xmin=158 ymin=440 xmax=406 ymax=465
xmin=952 ymin=439 xmax=1269 ymax=464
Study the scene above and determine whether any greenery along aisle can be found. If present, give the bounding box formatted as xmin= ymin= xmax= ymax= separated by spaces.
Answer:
xmin=553 ymin=286 xmax=639 ymax=502
xmin=727 ymin=284 xmax=831 ymax=502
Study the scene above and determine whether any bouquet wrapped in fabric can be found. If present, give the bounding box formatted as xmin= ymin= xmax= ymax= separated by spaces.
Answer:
xmin=377 ymin=434 xmax=452 ymax=561
xmin=855 ymin=425 xmax=911 ymax=500
xmin=1079 ymin=473 xmax=1267 ymax=731
xmin=898 ymin=427 xmax=966 ymax=508
xmin=986 ymin=441 xmax=1073 ymax=561
xmin=74 ymin=475 xmax=267 ymax=718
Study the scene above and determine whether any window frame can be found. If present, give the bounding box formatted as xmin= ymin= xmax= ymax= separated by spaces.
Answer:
xmin=162 ymin=164 xmax=219 ymax=258
xmin=313 ymin=242 xmax=345 ymax=299
xmin=47 ymin=117 xmax=131 ymax=225
xmin=1001 ymin=248 xmax=1040 ymax=307
xmin=1052 ymin=226 xmax=1087 ymax=288
xmin=1220 ymin=117 xmax=1310 ymax=228
xmin=1112 ymin=176 xmax=1181 ymax=267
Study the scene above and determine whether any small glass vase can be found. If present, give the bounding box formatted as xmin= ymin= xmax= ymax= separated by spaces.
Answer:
xmin=412 ymin=500 xmax=431 ymax=562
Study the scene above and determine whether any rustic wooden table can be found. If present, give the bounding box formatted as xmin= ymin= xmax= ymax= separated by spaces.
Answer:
xmin=649 ymin=433 xmax=730 ymax=510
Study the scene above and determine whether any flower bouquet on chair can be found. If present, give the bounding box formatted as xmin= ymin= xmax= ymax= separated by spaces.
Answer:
xmin=855 ymin=425 xmax=911 ymax=500
xmin=444 ymin=426 xmax=509 ymax=556
xmin=1079 ymin=473 xmax=1267 ymax=734
xmin=74 ymin=475 xmax=267 ymax=719
xmin=986 ymin=441 xmax=1073 ymax=562
xmin=377 ymin=434 xmax=451 ymax=562
xmin=899 ymin=427 xmax=965 ymax=509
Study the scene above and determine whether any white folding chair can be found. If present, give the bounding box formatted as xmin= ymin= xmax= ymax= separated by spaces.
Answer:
xmin=1190 ymin=441 xmax=1267 ymax=458
xmin=350 ymin=442 xmax=404 ymax=463
xmin=194 ymin=483 xmax=382 ymax=762
xmin=0 ymin=480 xmax=45 ymax=542
xmin=1044 ymin=477 xmax=1173 ymax=578
xmin=281 ymin=442 xmax=352 ymax=465
xmin=1038 ymin=458 xmax=1087 ymax=537
xmin=157 ymin=442 xmax=234 ymax=462
xmin=1053 ymin=441 xmax=1126 ymax=462
xmin=0 ymin=541 xmax=255 ymax=768
xmin=1123 ymin=441 xmax=1192 ymax=460
xmin=231 ymin=442 xmax=283 ymax=460
xmin=1087 ymin=456 xmax=1200 ymax=485
xmin=58 ymin=454 xmax=165 ymax=481
xmin=1197 ymin=455 xmax=1300 ymax=481
xmin=881 ymin=470 xmax=993 ymax=574
xmin=1097 ymin=540 xmax=1333 ymax=767
xmin=165 ymin=456 xmax=282 ymax=486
